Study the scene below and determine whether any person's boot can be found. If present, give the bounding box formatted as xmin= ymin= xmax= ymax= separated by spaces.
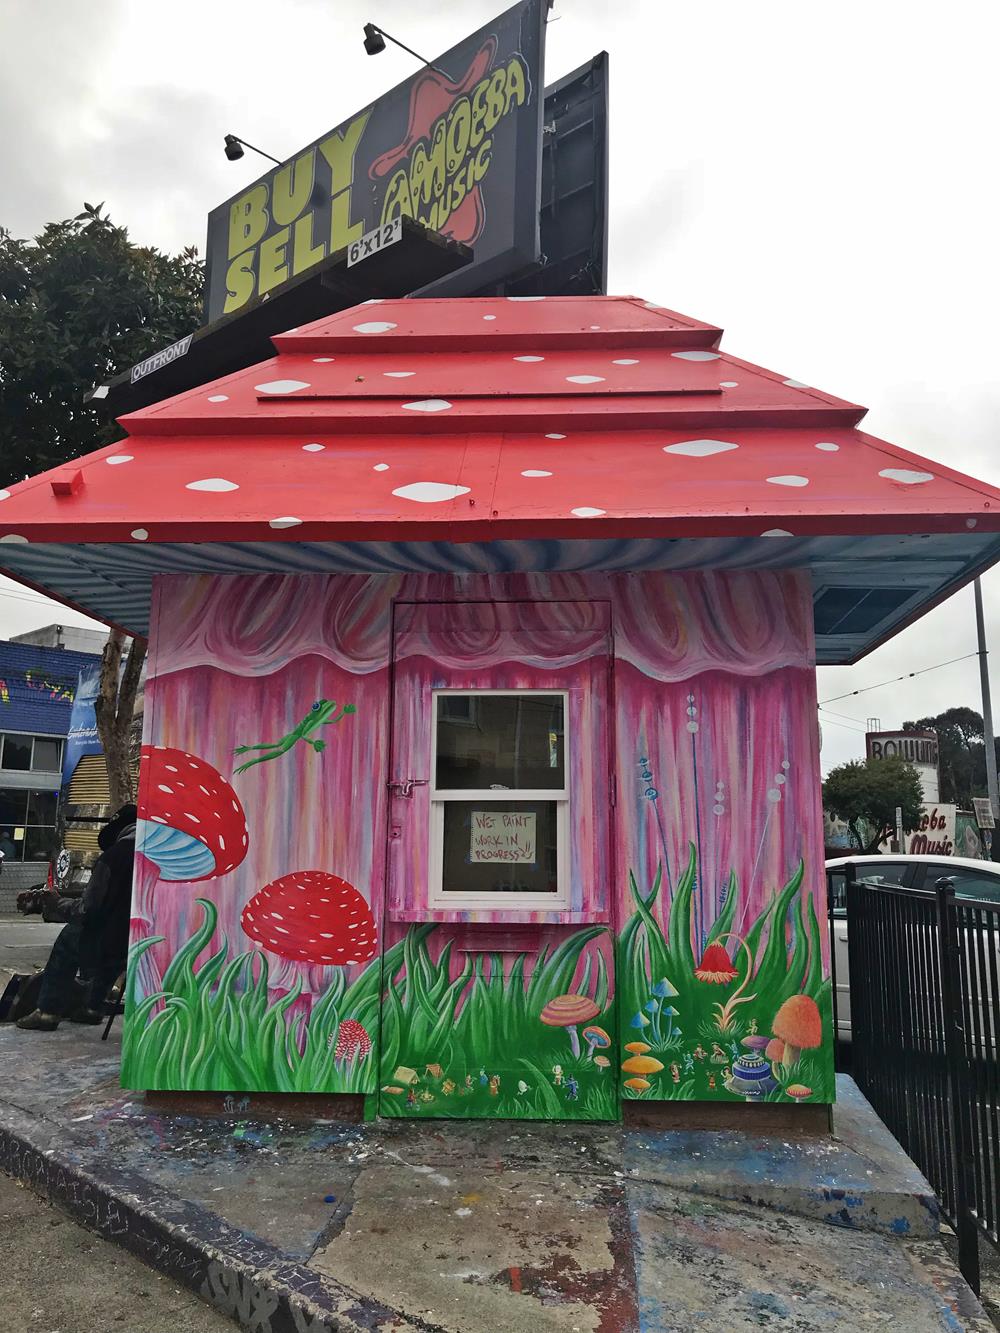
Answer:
xmin=67 ymin=1008 xmax=103 ymax=1024
xmin=16 ymin=1010 xmax=60 ymax=1031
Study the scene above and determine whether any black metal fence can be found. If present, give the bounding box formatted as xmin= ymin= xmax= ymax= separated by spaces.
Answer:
xmin=841 ymin=871 xmax=1000 ymax=1293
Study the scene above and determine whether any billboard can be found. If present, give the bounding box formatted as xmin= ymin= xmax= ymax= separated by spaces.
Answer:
xmin=205 ymin=0 xmax=546 ymax=321
xmin=61 ymin=662 xmax=103 ymax=792
xmin=866 ymin=729 xmax=940 ymax=803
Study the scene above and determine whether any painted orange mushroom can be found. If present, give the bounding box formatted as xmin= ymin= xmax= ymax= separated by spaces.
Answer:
xmin=540 ymin=994 xmax=601 ymax=1059
xmin=772 ymin=995 xmax=823 ymax=1070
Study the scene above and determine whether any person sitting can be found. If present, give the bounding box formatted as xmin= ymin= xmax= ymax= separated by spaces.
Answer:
xmin=16 ymin=805 xmax=137 ymax=1032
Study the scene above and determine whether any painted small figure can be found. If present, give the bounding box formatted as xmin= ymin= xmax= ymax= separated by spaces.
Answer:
xmin=552 ymin=1064 xmax=563 ymax=1086
xmin=683 ymin=1054 xmax=695 ymax=1075
xmin=463 ymin=1074 xmax=474 ymax=1093
xmin=670 ymin=1062 xmax=680 ymax=1083
xmin=693 ymin=1044 xmax=707 ymax=1061
xmin=442 ymin=1079 xmax=456 ymax=1096
xmin=707 ymin=1073 xmax=717 ymax=1091
xmin=710 ymin=1043 xmax=727 ymax=1064
xmin=479 ymin=1068 xmax=489 ymax=1087
xmin=517 ymin=1080 xmax=529 ymax=1095
xmin=565 ymin=1076 xmax=579 ymax=1100
xmin=233 ymin=698 xmax=356 ymax=774
xmin=730 ymin=1040 xmax=741 ymax=1060
xmin=488 ymin=1074 xmax=501 ymax=1097
xmin=406 ymin=1086 xmax=417 ymax=1108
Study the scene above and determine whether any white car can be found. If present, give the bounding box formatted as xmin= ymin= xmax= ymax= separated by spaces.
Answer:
xmin=826 ymin=853 xmax=1000 ymax=1041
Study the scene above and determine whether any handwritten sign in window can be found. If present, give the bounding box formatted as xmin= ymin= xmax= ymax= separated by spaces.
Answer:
xmin=470 ymin=811 xmax=536 ymax=864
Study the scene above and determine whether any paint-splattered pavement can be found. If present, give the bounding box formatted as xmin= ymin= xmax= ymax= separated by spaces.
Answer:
xmin=0 ymin=1021 xmax=992 ymax=1332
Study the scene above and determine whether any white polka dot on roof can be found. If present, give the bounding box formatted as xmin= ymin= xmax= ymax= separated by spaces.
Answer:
xmin=383 ymin=371 xmax=415 ymax=377
xmin=783 ymin=379 xmax=809 ymax=388
xmin=719 ymin=381 xmax=738 ymax=388
xmin=269 ymin=517 xmax=303 ymax=529
xmin=545 ymin=433 xmax=566 ymax=440
xmin=879 ymin=468 xmax=934 ymax=485
xmin=313 ymin=357 xmax=334 ymax=363
xmin=967 ymin=519 xmax=978 ymax=529
xmin=664 ymin=439 xmax=738 ymax=458
xmin=131 ymin=529 xmax=149 ymax=541
xmin=302 ymin=443 xmax=325 ymax=452
xmin=522 ymin=470 xmax=552 ymax=478
xmin=483 ymin=315 xmax=497 ymax=321
xmin=402 ymin=399 xmax=452 ymax=412
xmin=613 ymin=359 xmax=639 ymax=366
xmin=392 ymin=482 xmax=470 ymax=503
xmin=514 ymin=356 xmax=544 ymax=362
xmin=186 ymin=478 xmax=239 ymax=492
xmin=373 ymin=463 xmax=389 ymax=472
xmin=106 ymin=455 xmax=133 ymax=465
xmin=566 ymin=375 xmax=605 ymax=384
xmin=0 ymin=535 xmax=28 ymax=544
xmin=571 ymin=507 xmax=605 ymax=518
xmin=815 ymin=442 xmax=840 ymax=452
xmin=352 ymin=322 xmax=397 ymax=334
xmin=0 ymin=491 xmax=9 ymax=501
xmin=766 ymin=475 xmax=809 ymax=487
xmin=254 ymin=379 xmax=310 ymax=394
xmin=207 ymin=394 xmax=229 ymax=403
xmin=760 ymin=529 xmax=794 ymax=537
xmin=507 ymin=296 xmax=544 ymax=301
xmin=671 ymin=350 xmax=720 ymax=361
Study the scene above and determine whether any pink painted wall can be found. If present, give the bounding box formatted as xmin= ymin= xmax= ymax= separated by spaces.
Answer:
xmin=129 ymin=567 xmax=828 ymax=1101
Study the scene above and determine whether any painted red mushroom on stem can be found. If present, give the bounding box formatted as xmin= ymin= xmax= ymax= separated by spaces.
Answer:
xmin=241 ymin=870 xmax=379 ymax=999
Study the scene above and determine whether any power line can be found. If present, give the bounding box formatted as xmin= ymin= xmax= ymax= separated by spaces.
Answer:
xmin=818 ymin=712 xmax=868 ymax=735
xmin=819 ymin=653 xmax=980 ymax=706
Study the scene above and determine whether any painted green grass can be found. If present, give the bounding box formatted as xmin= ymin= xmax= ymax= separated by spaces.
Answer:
xmin=378 ymin=925 xmax=617 ymax=1121
xmin=618 ymin=846 xmax=835 ymax=1103
xmin=121 ymin=899 xmax=385 ymax=1093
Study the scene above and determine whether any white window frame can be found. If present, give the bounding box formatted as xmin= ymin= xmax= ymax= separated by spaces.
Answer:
xmin=428 ymin=688 xmax=570 ymax=912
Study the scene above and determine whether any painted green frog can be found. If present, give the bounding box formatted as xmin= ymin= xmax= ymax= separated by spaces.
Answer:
xmin=233 ymin=699 xmax=356 ymax=774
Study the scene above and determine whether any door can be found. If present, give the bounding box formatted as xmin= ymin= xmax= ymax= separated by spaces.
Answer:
xmin=378 ymin=600 xmax=617 ymax=1121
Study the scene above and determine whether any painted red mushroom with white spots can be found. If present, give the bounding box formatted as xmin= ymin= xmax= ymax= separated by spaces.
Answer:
xmin=138 ymin=745 xmax=249 ymax=883
xmin=241 ymin=871 xmax=378 ymax=970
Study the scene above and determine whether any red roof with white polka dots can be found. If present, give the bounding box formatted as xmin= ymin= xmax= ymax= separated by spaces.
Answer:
xmin=1 ymin=294 xmax=998 ymax=545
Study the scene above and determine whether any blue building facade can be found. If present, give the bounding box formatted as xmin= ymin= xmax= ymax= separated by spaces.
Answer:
xmin=0 ymin=638 xmax=100 ymax=863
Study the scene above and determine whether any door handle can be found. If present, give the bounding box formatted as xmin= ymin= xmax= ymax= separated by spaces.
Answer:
xmin=388 ymin=778 xmax=429 ymax=799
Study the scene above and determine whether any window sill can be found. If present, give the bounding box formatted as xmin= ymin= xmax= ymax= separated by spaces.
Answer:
xmin=388 ymin=908 xmax=610 ymax=926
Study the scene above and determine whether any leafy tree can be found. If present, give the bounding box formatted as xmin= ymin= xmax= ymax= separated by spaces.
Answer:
xmin=0 ymin=204 xmax=200 ymax=805
xmin=823 ymin=757 xmax=924 ymax=853
xmin=0 ymin=203 xmax=203 ymax=483
xmin=902 ymin=708 xmax=1000 ymax=807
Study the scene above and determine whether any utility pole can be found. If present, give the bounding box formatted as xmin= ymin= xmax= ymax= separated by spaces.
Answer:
xmin=975 ymin=577 xmax=999 ymax=856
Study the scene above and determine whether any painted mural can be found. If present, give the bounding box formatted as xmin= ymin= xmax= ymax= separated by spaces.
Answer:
xmin=122 ymin=568 xmax=834 ymax=1114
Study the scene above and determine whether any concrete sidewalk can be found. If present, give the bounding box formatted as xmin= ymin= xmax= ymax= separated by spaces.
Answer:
xmin=0 ymin=1019 xmax=991 ymax=1333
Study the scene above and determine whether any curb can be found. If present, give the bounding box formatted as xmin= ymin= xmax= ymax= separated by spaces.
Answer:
xmin=0 ymin=1102 xmax=438 ymax=1333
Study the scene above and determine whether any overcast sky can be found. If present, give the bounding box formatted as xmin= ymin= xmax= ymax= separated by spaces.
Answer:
xmin=2 ymin=0 xmax=999 ymax=774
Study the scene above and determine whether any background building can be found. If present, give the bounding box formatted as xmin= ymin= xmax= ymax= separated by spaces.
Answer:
xmin=0 ymin=629 xmax=102 ymax=895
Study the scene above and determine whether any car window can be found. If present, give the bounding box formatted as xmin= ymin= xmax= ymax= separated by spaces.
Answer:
xmin=828 ymin=870 xmax=847 ymax=913
xmin=853 ymin=861 xmax=911 ymax=888
xmin=928 ymin=866 xmax=1000 ymax=904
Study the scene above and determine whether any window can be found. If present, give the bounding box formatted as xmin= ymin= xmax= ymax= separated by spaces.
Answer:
xmin=2 ymin=735 xmax=31 ymax=771
xmin=925 ymin=866 xmax=1000 ymax=905
xmin=0 ymin=734 xmax=64 ymax=773
xmin=429 ymin=690 xmax=569 ymax=910
xmin=854 ymin=860 xmax=910 ymax=888
xmin=32 ymin=738 xmax=62 ymax=771
xmin=828 ymin=870 xmax=847 ymax=913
